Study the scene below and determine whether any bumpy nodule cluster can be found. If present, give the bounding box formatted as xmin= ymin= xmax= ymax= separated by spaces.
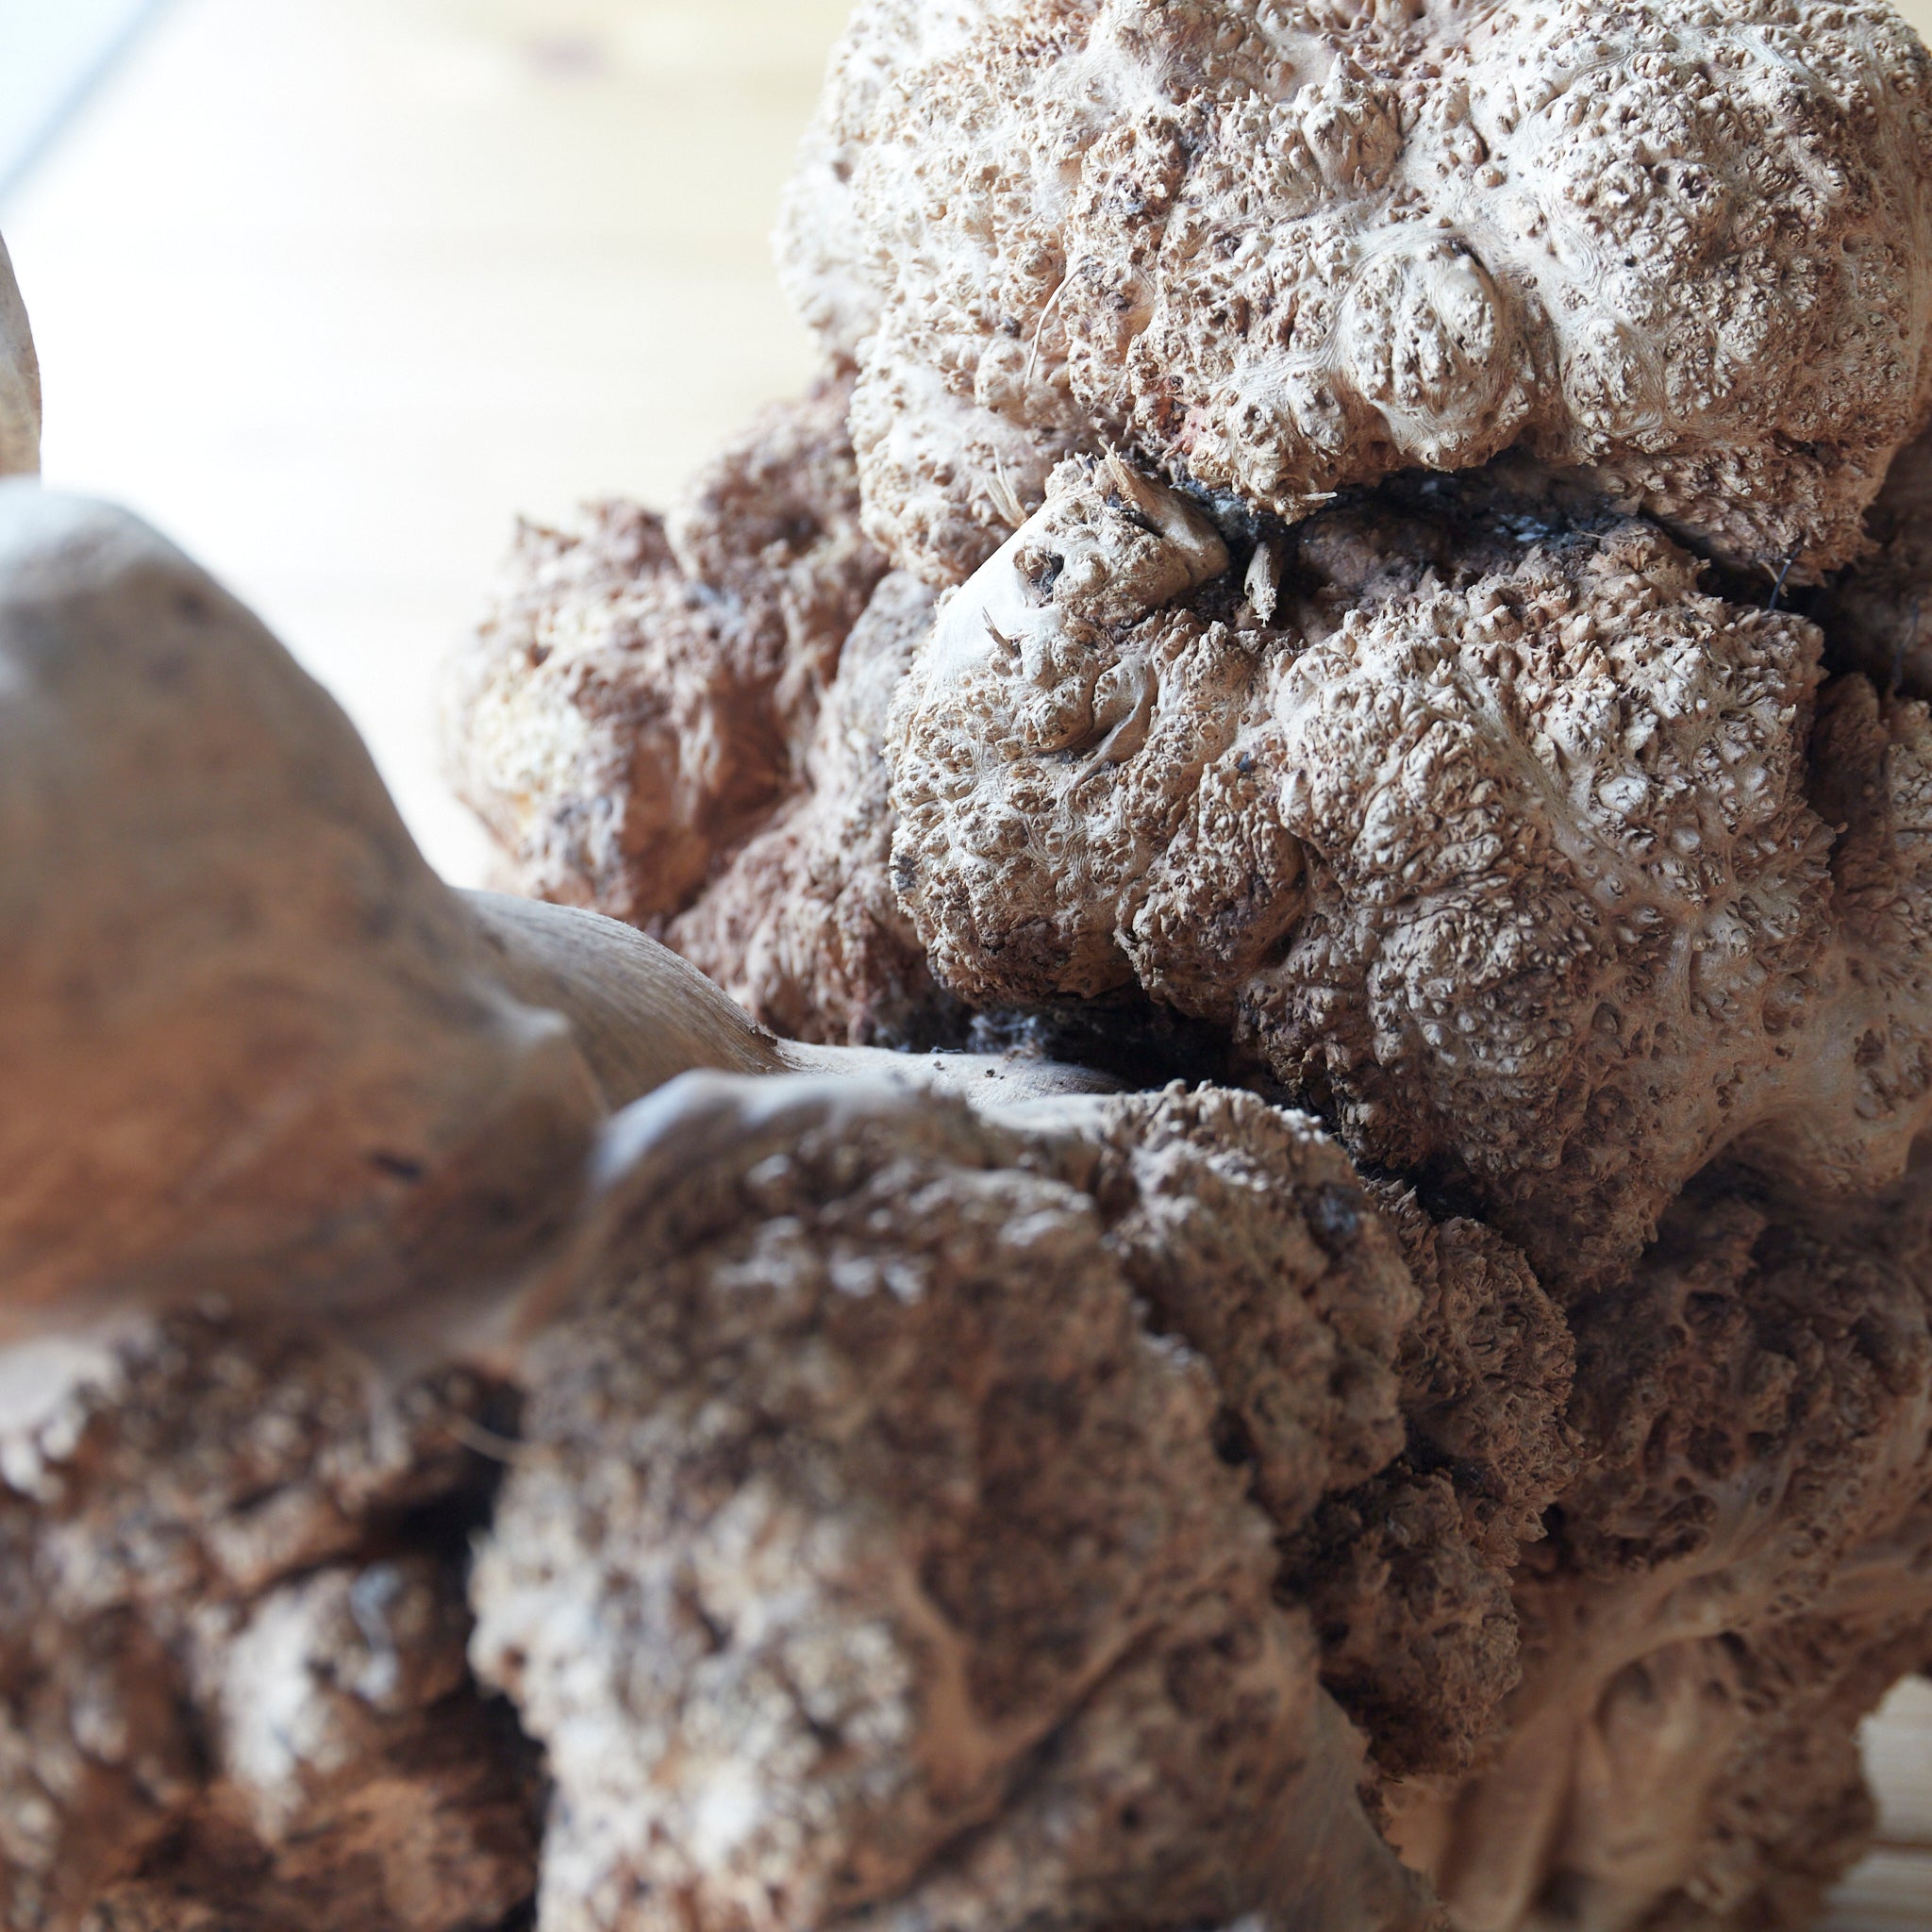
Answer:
xmin=26 ymin=2 xmax=1932 ymax=1931
xmin=470 ymin=1076 xmax=1442 ymax=1932
xmin=445 ymin=375 xmax=889 ymax=937
xmin=0 ymin=1320 xmax=540 ymax=1932
xmin=887 ymin=459 xmax=1932 ymax=1293
xmin=415 ymin=2 xmax=1932 ymax=1922
xmin=782 ymin=0 xmax=1932 ymax=585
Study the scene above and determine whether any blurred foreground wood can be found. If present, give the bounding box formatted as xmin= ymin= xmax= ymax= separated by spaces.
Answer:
xmin=5 ymin=1 xmax=1932 ymax=1924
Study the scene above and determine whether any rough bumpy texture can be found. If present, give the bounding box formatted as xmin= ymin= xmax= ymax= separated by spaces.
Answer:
xmin=0 ymin=1316 xmax=539 ymax=1932
xmin=1059 ymin=1082 xmax=1416 ymax=1528
xmin=446 ymin=385 xmax=954 ymax=1046
xmin=446 ymin=376 xmax=888 ymax=930
xmin=666 ymin=571 xmax=953 ymax=1043
xmin=890 ymin=457 xmax=1932 ymax=1292
xmin=782 ymin=0 xmax=1932 ymax=587
xmin=1390 ymin=1170 xmax=1932 ymax=1932
xmin=38 ymin=5 xmax=1932 ymax=1924
xmin=1054 ymin=1085 xmax=1568 ymax=1784
xmin=1372 ymin=1183 xmax=1577 ymax=1566
xmin=436 ymin=377 xmax=1932 ymax=1926
xmin=1822 ymin=425 xmax=1932 ymax=698
xmin=25 ymin=1056 xmax=1932 ymax=1932
xmin=469 ymin=1073 xmax=1439 ymax=1932
xmin=1253 ymin=509 xmax=1833 ymax=1288
xmin=888 ymin=456 xmax=1255 ymax=1006
xmin=1278 ymin=1179 xmax=1577 ymax=1781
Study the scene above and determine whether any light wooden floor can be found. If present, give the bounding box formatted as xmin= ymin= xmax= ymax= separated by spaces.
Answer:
xmin=6 ymin=4 xmax=1932 ymax=1924
xmin=1836 ymin=1679 xmax=1932 ymax=1928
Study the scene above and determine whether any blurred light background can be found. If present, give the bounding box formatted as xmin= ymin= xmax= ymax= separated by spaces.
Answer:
xmin=0 ymin=0 xmax=850 ymax=883
xmin=7 ymin=6 xmax=1932 ymax=1924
